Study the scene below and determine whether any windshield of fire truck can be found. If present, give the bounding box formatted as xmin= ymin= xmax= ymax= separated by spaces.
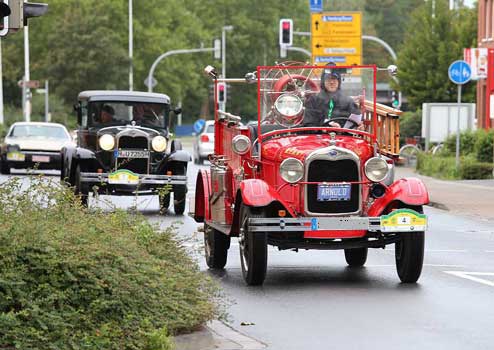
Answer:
xmin=257 ymin=64 xmax=376 ymax=136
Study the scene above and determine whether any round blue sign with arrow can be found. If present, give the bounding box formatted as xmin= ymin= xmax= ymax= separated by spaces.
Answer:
xmin=448 ymin=60 xmax=472 ymax=85
xmin=193 ymin=119 xmax=206 ymax=133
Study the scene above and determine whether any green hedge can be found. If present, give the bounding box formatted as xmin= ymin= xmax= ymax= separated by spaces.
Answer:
xmin=417 ymin=153 xmax=493 ymax=180
xmin=0 ymin=177 xmax=222 ymax=349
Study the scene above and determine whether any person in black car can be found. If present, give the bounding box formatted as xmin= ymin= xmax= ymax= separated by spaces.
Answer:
xmin=304 ymin=64 xmax=364 ymax=130
xmin=100 ymin=104 xmax=116 ymax=124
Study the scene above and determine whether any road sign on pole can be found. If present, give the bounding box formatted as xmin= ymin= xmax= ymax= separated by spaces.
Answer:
xmin=309 ymin=0 xmax=323 ymax=12
xmin=17 ymin=79 xmax=40 ymax=89
xmin=448 ymin=60 xmax=472 ymax=170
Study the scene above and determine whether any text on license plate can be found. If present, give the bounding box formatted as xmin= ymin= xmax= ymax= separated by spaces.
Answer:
xmin=117 ymin=150 xmax=149 ymax=158
xmin=317 ymin=184 xmax=351 ymax=201
xmin=32 ymin=155 xmax=50 ymax=163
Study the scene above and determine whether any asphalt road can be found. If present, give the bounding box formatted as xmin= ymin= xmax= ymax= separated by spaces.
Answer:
xmin=3 ymin=148 xmax=494 ymax=350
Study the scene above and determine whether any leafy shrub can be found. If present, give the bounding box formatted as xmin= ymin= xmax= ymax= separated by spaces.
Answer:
xmin=442 ymin=130 xmax=477 ymax=157
xmin=399 ymin=109 xmax=422 ymax=145
xmin=417 ymin=153 xmax=493 ymax=180
xmin=474 ymin=129 xmax=494 ymax=163
xmin=0 ymin=176 xmax=222 ymax=349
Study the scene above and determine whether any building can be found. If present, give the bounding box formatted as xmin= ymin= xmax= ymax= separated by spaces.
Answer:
xmin=477 ymin=0 xmax=494 ymax=128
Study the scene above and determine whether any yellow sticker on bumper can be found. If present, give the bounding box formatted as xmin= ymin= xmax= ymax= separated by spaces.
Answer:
xmin=108 ymin=169 xmax=140 ymax=185
xmin=6 ymin=152 xmax=25 ymax=161
xmin=380 ymin=209 xmax=427 ymax=232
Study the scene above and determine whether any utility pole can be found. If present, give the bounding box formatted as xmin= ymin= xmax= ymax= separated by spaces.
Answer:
xmin=128 ymin=0 xmax=133 ymax=91
xmin=220 ymin=25 xmax=233 ymax=111
xmin=0 ymin=38 xmax=4 ymax=125
xmin=24 ymin=26 xmax=31 ymax=122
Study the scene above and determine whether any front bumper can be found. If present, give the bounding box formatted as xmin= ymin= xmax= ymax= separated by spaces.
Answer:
xmin=5 ymin=150 xmax=61 ymax=169
xmin=80 ymin=172 xmax=187 ymax=185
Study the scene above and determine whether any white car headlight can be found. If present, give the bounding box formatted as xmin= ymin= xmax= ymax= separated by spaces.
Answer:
xmin=365 ymin=157 xmax=389 ymax=182
xmin=280 ymin=158 xmax=304 ymax=183
xmin=98 ymin=134 xmax=115 ymax=151
xmin=152 ymin=136 xmax=167 ymax=152
xmin=274 ymin=94 xmax=304 ymax=127
xmin=232 ymin=135 xmax=251 ymax=155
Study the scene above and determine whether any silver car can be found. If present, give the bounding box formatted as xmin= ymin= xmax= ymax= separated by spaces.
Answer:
xmin=193 ymin=120 xmax=215 ymax=164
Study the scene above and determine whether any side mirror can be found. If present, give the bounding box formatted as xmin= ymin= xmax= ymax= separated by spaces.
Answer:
xmin=387 ymin=65 xmax=398 ymax=76
xmin=245 ymin=72 xmax=257 ymax=84
xmin=173 ymin=107 xmax=182 ymax=115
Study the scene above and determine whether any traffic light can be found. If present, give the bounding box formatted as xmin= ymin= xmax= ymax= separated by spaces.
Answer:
xmin=391 ymin=90 xmax=400 ymax=108
xmin=0 ymin=0 xmax=48 ymax=37
xmin=279 ymin=18 xmax=293 ymax=46
xmin=216 ymin=82 xmax=226 ymax=104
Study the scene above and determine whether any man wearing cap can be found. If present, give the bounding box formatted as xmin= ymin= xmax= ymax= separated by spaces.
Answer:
xmin=303 ymin=65 xmax=363 ymax=129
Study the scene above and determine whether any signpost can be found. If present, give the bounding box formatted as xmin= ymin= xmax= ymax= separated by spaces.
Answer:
xmin=448 ymin=60 xmax=472 ymax=169
xmin=309 ymin=0 xmax=323 ymax=12
xmin=311 ymin=12 xmax=362 ymax=66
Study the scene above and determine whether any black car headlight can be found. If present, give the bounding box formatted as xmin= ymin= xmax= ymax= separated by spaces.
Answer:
xmin=99 ymin=134 xmax=115 ymax=151
xmin=152 ymin=136 xmax=167 ymax=152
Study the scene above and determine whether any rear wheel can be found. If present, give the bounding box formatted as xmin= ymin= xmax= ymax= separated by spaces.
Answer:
xmin=344 ymin=247 xmax=368 ymax=267
xmin=204 ymin=223 xmax=230 ymax=269
xmin=173 ymin=165 xmax=187 ymax=215
xmin=239 ymin=204 xmax=268 ymax=286
xmin=74 ymin=165 xmax=88 ymax=207
xmin=394 ymin=206 xmax=425 ymax=283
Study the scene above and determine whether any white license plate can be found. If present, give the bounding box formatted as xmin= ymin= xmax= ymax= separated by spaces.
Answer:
xmin=6 ymin=152 xmax=25 ymax=161
xmin=32 ymin=155 xmax=50 ymax=163
xmin=317 ymin=184 xmax=351 ymax=201
xmin=117 ymin=150 xmax=149 ymax=158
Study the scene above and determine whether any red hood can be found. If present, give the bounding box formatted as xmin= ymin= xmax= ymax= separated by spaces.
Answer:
xmin=261 ymin=134 xmax=373 ymax=162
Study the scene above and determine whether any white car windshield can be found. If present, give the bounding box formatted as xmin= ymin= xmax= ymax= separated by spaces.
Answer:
xmin=10 ymin=125 xmax=70 ymax=140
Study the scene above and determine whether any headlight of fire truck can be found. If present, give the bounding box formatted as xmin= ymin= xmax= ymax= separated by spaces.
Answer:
xmin=232 ymin=135 xmax=251 ymax=155
xmin=365 ymin=157 xmax=389 ymax=182
xmin=274 ymin=94 xmax=304 ymax=127
xmin=99 ymin=134 xmax=115 ymax=151
xmin=152 ymin=136 xmax=167 ymax=152
xmin=280 ymin=158 xmax=304 ymax=183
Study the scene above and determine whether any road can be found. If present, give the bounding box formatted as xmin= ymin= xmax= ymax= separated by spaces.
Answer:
xmin=3 ymin=147 xmax=494 ymax=350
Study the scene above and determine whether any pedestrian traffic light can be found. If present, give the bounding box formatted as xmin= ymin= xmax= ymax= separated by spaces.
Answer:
xmin=0 ymin=1 xmax=11 ymax=36
xmin=0 ymin=0 xmax=47 ymax=36
xmin=391 ymin=90 xmax=400 ymax=108
xmin=279 ymin=18 xmax=293 ymax=46
xmin=216 ymin=82 xmax=226 ymax=104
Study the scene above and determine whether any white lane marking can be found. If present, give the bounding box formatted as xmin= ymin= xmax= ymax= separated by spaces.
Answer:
xmin=444 ymin=271 xmax=494 ymax=287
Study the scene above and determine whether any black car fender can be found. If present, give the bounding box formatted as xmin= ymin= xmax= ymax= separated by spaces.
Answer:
xmin=63 ymin=147 xmax=98 ymax=184
xmin=157 ymin=149 xmax=191 ymax=174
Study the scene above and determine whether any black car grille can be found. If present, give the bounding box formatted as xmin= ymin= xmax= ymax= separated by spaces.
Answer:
xmin=306 ymin=159 xmax=360 ymax=214
xmin=118 ymin=136 xmax=148 ymax=149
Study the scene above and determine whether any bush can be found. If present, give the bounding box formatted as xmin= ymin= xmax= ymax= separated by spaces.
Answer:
xmin=442 ymin=130 xmax=477 ymax=157
xmin=474 ymin=129 xmax=494 ymax=163
xmin=417 ymin=153 xmax=493 ymax=180
xmin=459 ymin=157 xmax=494 ymax=179
xmin=0 ymin=176 xmax=222 ymax=349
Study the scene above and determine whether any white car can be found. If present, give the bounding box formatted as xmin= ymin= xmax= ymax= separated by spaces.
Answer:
xmin=193 ymin=120 xmax=215 ymax=164
xmin=0 ymin=122 xmax=74 ymax=174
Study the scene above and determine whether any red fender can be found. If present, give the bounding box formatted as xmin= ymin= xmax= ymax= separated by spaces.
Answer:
xmin=368 ymin=177 xmax=430 ymax=217
xmin=240 ymin=179 xmax=284 ymax=207
xmin=193 ymin=169 xmax=211 ymax=222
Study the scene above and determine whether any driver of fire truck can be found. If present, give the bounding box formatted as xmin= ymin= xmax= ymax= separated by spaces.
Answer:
xmin=303 ymin=65 xmax=364 ymax=130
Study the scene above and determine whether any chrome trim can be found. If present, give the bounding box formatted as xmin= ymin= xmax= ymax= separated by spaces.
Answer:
xmin=80 ymin=172 xmax=187 ymax=185
xmin=248 ymin=216 xmax=381 ymax=232
xmin=303 ymin=146 xmax=362 ymax=216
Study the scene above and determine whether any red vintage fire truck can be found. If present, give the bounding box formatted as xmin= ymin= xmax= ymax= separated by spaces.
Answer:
xmin=191 ymin=63 xmax=429 ymax=286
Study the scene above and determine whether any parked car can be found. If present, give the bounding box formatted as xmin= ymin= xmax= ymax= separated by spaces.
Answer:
xmin=191 ymin=63 xmax=429 ymax=286
xmin=61 ymin=90 xmax=191 ymax=214
xmin=193 ymin=120 xmax=215 ymax=164
xmin=0 ymin=122 xmax=73 ymax=174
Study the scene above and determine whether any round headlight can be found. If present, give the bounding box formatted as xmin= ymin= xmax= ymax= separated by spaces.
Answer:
xmin=365 ymin=157 xmax=389 ymax=182
xmin=280 ymin=158 xmax=304 ymax=183
xmin=152 ymin=136 xmax=167 ymax=152
xmin=274 ymin=94 xmax=304 ymax=127
xmin=99 ymin=134 xmax=115 ymax=151
xmin=232 ymin=135 xmax=251 ymax=155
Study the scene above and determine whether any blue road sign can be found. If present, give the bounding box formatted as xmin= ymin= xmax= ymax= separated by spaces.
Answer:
xmin=309 ymin=0 xmax=323 ymax=12
xmin=193 ymin=119 xmax=206 ymax=133
xmin=448 ymin=60 xmax=472 ymax=85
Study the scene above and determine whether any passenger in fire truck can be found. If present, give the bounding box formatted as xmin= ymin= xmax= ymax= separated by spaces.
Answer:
xmin=303 ymin=64 xmax=364 ymax=131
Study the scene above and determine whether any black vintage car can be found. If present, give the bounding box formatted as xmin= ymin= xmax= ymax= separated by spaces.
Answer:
xmin=61 ymin=90 xmax=191 ymax=214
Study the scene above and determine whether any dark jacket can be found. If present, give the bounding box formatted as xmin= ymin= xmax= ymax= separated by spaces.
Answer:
xmin=303 ymin=89 xmax=361 ymax=127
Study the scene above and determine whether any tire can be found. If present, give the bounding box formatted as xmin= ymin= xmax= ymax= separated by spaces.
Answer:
xmin=173 ymin=164 xmax=187 ymax=215
xmin=204 ymin=223 xmax=230 ymax=269
xmin=74 ymin=164 xmax=88 ymax=207
xmin=395 ymin=206 xmax=425 ymax=283
xmin=239 ymin=204 xmax=268 ymax=286
xmin=344 ymin=247 xmax=368 ymax=267
xmin=1 ymin=158 xmax=10 ymax=175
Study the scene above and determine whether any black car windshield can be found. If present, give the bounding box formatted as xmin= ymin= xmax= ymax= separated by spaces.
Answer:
xmin=89 ymin=101 xmax=169 ymax=128
xmin=9 ymin=125 xmax=70 ymax=140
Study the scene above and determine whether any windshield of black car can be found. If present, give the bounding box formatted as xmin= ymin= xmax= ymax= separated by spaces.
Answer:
xmin=9 ymin=125 xmax=70 ymax=140
xmin=88 ymin=101 xmax=169 ymax=128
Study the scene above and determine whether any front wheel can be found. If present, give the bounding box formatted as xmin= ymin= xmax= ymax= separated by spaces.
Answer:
xmin=74 ymin=165 xmax=88 ymax=207
xmin=159 ymin=193 xmax=170 ymax=214
xmin=344 ymin=247 xmax=368 ymax=267
xmin=173 ymin=165 xmax=187 ymax=215
xmin=1 ymin=158 xmax=10 ymax=175
xmin=395 ymin=206 xmax=425 ymax=283
xmin=239 ymin=204 xmax=268 ymax=286
xmin=204 ymin=223 xmax=230 ymax=269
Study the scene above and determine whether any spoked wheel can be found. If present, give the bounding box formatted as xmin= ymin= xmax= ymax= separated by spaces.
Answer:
xmin=394 ymin=206 xmax=425 ymax=283
xmin=204 ymin=223 xmax=230 ymax=269
xmin=239 ymin=204 xmax=268 ymax=286
xmin=173 ymin=165 xmax=187 ymax=215
xmin=74 ymin=165 xmax=88 ymax=207
xmin=344 ymin=247 xmax=368 ymax=267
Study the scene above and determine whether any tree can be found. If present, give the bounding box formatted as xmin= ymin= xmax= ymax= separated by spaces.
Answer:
xmin=397 ymin=0 xmax=477 ymax=109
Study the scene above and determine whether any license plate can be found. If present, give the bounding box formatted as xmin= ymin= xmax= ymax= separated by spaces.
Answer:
xmin=32 ymin=155 xmax=50 ymax=163
xmin=117 ymin=150 xmax=149 ymax=158
xmin=317 ymin=183 xmax=351 ymax=201
xmin=108 ymin=169 xmax=140 ymax=185
xmin=6 ymin=152 xmax=25 ymax=161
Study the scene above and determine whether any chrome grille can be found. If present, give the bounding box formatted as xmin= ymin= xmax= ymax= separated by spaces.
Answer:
xmin=116 ymin=135 xmax=149 ymax=174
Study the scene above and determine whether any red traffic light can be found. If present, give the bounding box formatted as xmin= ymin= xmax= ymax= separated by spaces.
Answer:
xmin=216 ymin=83 xmax=226 ymax=104
xmin=279 ymin=18 xmax=293 ymax=46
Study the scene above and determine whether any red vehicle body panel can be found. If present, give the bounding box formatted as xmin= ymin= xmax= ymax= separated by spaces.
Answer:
xmin=193 ymin=169 xmax=211 ymax=222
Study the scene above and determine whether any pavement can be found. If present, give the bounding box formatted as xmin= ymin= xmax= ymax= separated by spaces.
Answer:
xmin=173 ymin=165 xmax=494 ymax=350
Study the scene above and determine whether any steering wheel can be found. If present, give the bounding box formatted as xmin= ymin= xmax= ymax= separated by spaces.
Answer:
xmin=323 ymin=117 xmax=360 ymax=129
xmin=272 ymin=74 xmax=319 ymax=101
